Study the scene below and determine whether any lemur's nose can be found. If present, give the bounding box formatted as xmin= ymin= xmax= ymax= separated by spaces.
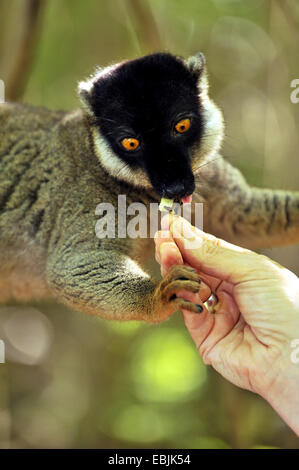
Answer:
xmin=164 ymin=181 xmax=187 ymax=199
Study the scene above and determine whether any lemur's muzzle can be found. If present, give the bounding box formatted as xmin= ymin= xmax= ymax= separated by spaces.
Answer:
xmin=163 ymin=178 xmax=195 ymax=201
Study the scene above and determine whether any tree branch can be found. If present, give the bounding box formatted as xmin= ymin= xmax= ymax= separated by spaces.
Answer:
xmin=6 ymin=0 xmax=45 ymax=101
xmin=124 ymin=0 xmax=163 ymax=53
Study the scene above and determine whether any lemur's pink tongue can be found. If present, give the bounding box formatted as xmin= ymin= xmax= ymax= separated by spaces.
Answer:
xmin=181 ymin=195 xmax=192 ymax=204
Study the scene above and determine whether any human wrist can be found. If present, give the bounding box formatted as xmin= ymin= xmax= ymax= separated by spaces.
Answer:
xmin=256 ymin=345 xmax=299 ymax=436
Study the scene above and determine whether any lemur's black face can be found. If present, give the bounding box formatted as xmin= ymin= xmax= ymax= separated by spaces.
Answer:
xmin=80 ymin=53 xmax=223 ymax=200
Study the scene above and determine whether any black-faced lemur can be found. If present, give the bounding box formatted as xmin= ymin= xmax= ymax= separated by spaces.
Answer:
xmin=1 ymin=52 xmax=299 ymax=322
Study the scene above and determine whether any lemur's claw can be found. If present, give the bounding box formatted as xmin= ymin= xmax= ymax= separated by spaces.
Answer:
xmin=150 ymin=265 xmax=202 ymax=322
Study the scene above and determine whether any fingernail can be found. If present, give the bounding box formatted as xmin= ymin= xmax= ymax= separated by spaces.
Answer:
xmin=172 ymin=217 xmax=195 ymax=240
xmin=196 ymin=304 xmax=203 ymax=313
xmin=181 ymin=220 xmax=196 ymax=239
xmin=161 ymin=214 xmax=170 ymax=231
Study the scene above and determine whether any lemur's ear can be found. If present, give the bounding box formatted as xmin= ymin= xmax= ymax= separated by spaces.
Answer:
xmin=185 ymin=52 xmax=208 ymax=92
xmin=185 ymin=52 xmax=205 ymax=75
xmin=78 ymin=75 xmax=96 ymax=116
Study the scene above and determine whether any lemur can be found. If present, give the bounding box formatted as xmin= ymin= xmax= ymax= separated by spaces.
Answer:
xmin=1 ymin=52 xmax=299 ymax=322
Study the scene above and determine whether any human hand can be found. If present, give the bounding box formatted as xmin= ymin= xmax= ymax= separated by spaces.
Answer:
xmin=154 ymin=215 xmax=299 ymax=435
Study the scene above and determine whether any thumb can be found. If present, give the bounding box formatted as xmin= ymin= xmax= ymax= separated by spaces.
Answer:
xmin=168 ymin=215 xmax=283 ymax=285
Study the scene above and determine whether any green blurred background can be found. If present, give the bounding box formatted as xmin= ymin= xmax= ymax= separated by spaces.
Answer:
xmin=0 ymin=0 xmax=299 ymax=449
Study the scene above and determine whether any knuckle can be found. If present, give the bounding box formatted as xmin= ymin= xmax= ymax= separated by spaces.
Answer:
xmin=198 ymin=344 xmax=209 ymax=363
xmin=201 ymin=239 xmax=219 ymax=258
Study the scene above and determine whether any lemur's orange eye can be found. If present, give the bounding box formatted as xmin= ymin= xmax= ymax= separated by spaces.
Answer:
xmin=175 ymin=118 xmax=191 ymax=133
xmin=121 ymin=138 xmax=140 ymax=151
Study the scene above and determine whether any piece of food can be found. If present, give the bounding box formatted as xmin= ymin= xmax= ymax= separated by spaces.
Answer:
xmin=159 ymin=195 xmax=193 ymax=213
xmin=159 ymin=197 xmax=175 ymax=213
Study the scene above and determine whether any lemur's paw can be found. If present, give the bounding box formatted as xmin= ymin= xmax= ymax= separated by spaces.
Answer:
xmin=150 ymin=265 xmax=202 ymax=322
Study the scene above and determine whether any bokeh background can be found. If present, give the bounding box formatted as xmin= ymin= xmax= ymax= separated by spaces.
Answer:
xmin=0 ymin=0 xmax=299 ymax=449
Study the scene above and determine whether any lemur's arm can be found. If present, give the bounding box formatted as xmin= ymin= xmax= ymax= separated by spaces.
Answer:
xmin=198 ymin=156 xmax=299 ymax=249
xmin=46 ymin=231 xmax=202 ymax=322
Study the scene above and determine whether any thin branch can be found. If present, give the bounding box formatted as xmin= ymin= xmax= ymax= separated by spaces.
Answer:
xmin=125 ymin=0 xmax=163 ymax=53
xmin=276 ymin=0 xmax=299 ymax=44
xmin=6 ymin=0 xmax=45 ymax=101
